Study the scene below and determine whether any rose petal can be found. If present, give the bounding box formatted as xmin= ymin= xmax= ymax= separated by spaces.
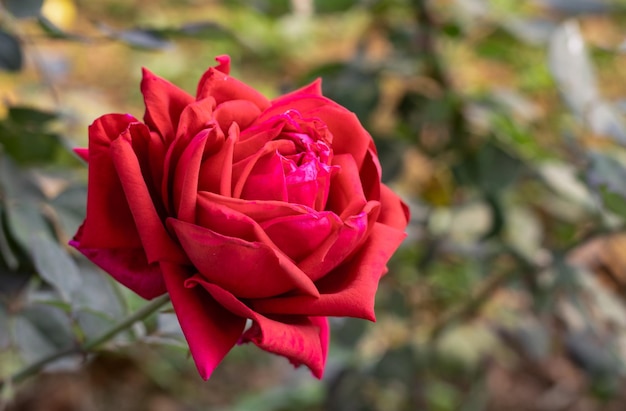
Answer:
xmin=197 ymin=191 xmax=314 ymax=223
xmin=197 ymin=123 xmax=237 ymax=196
xmin=234 ymin=120 xmax=284 ymax=163
xmin=74 ymin=147 xmax=89 ymax=162
xmin=261 ymin=211 xmax=342 ymax=262
xmin=272 ymin=79 xmax=323 ymax=102
xmin=126 ymin=127 xmax=168 ymax=219
xmin=196 ymin=67 xmax=270 ymax=111
xmin=172 ymin=130 xmax=208 ymax=223
xmin=141 ymin=68 xmax=194 ymax=141
xmin=240 ymin=150 xmax=288 ymax=202
xmin=257 ymin=95 xmax=371 ymax=168
xmin=70 ymin=237 xmax=165 ymax=300
xmin=379 ymin=184 xmax=410 ymax=231
xmin=187 ymin=278 xmax=329 ymax=378
xmin=214 ymin=55 xmax=231 ymax=75
xmin=326 ymin=154 xmax=367 ymax=218
xmin=161 ymin=261 xmax=246 ymax=380
xmin=79 ymin=114 xmax=142 ymax=249
xmin=297 ymin=205 xmax=374 ymax=282
xmin=168 ymin=218 xmax=319 ymax=299
xmin=214 ymin=99 xmax=262 ymax=133
xmin=250 ymin=222 xmax=407 ymax=320
xmin=175 ymin=97 xmax=216 ymax=140
xmin=232 ymin=140 xmax=295 ymax=200
xmin=110 ymin=130 xmax=187 ymax=264
xmin=360 ymin=145 xmax=382 ymax=202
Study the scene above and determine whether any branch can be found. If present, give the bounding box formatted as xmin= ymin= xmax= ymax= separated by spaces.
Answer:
xmin=1 ymin=294 xmax=171 ymax=389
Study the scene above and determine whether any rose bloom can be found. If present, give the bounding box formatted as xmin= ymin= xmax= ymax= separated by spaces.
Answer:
xmin=71 ymin=55 xmax=409 ymax=379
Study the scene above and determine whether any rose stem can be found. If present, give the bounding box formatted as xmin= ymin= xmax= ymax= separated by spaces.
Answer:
xmin=1 ymin=294 xmax=171 ymax=389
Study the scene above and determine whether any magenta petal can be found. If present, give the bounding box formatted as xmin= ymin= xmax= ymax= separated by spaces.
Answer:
xmin=168 ymin=218 xmax=319 ymax=299
xmin=74 ymin=147 xmax=89 ymax=162
xmin=161 ymin=261 xmax=246 ymax=380
xmin=214 ymin=54 xmax=231 ymax=75
xmin=190 ymin=279 xmax=329 ymax=378
xmin=70 ymin=238 xmax=165 ymax=300
xmin=250 ymin=222 xmax=406 ymax=320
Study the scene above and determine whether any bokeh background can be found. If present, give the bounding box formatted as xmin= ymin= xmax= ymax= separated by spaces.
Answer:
xmin=3 ymin=0 xmax=626 ymax=410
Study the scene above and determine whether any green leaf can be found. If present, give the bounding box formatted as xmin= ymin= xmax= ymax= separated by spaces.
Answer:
xmin=73 ymin=262 xmax=124 ymax=320
xmin=98 ymin=24 xmax=172 ymax=50
xmin=153 ymin=22 xmax=233 ymax=41
xmin=13 ymin=316 xmax=57 ymax=364
xmin=0 ymin=204 xmax=19 ymax=270
xmin=548 ymin=21 xmax=598 ymax=119
xmin=0 ymin=109 xmax=66 ymax=164
xmin=0 ymin=29 xmax=23 ymax=72
xmin=37 ymin=15 xmax=85 ymax=40
xmin=31 ymin=234 xmax=82 ymax=303
xmin=4 ymin=0 xmax=43 ymax=18
xmin=0 ymin=305 xmax=9 ymax=348
xmin=19 ymin=304 xmax=75 ymax=350
xmin=7 ymin=106 xmax=57 ymax=126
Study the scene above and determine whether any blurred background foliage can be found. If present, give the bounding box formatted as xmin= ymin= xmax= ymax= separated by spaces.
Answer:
xmin=3 ymin=0 xmax=626 ymax=410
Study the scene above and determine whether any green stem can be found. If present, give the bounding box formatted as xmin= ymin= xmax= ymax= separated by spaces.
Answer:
xmin=1 ymin=294 xmax=171 ymax=388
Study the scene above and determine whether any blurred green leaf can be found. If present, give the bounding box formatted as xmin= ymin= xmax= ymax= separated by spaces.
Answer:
xmin=0 ymin=305 xmax=9 ymax=348
xmin=19 ymin=304 xmax=75 ymax=351
xmin=315 ymin=0 xmax=359 ymax=13
xmin=0 ymin=29 xmax=23 ymax=72
xmin=535 ymin=0 xmax=611 ymax=14
xmin=74 ymin=262 xmax=124 ymax=320
xmin=37 ymin=15 xmax=85 ymax=40
xmin=31 ymin=234 xmax=82 ymax=303
xmin=3 ymin=0 xmax=43 ymax=18
xmin=13 ymin=316 xmax=58 ymax=364
xmin=548 ymin=21 xmax=598 ymax=119
xmin=0 ymin=106 xmax=67 ymax=164
xmin=586 ymin=151 xmax=626 ymax=218
xmin=152 ymin=21 xmax=233 ymax=41
xmin=8 ymin=106 xmax=57 ymax=125
xmin=98 ymin=24 xmax=172 ymax=50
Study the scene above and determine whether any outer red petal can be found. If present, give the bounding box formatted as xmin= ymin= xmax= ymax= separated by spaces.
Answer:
xmin=214 ymin=54 xmax=231 ymax=75
xmin=271 ymin=79 xmax=323 ymax=102
xmin=110 ymin=130 xmax=187 ymax=265
xmin=161 ymin=261 xmax=246 ymax=380
xmin=168 ymin=218 xmax=319 ymax=299
xmin=196 ymin=67 xmax=270 ymax=111
xmin=70 ymin=238 xmax=166 ymax=300
xmin=250 ymin=222 xmax=407 ymax=320
xmin=79 ymin=114 xmax=141 ymax=249
xmin=141 ymin=68 xmax=194 ymax=141
xmin=73 ymin=147 xmax=89 ymax=162
xmin=189 ymin=278 xmax=329 ymax=378
xmin=379 ymin=184 xmax=410 ymax=230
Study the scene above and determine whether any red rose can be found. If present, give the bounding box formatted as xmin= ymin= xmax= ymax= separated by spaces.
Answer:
xmin=71 ymin=55 xmax=409 ymax=379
